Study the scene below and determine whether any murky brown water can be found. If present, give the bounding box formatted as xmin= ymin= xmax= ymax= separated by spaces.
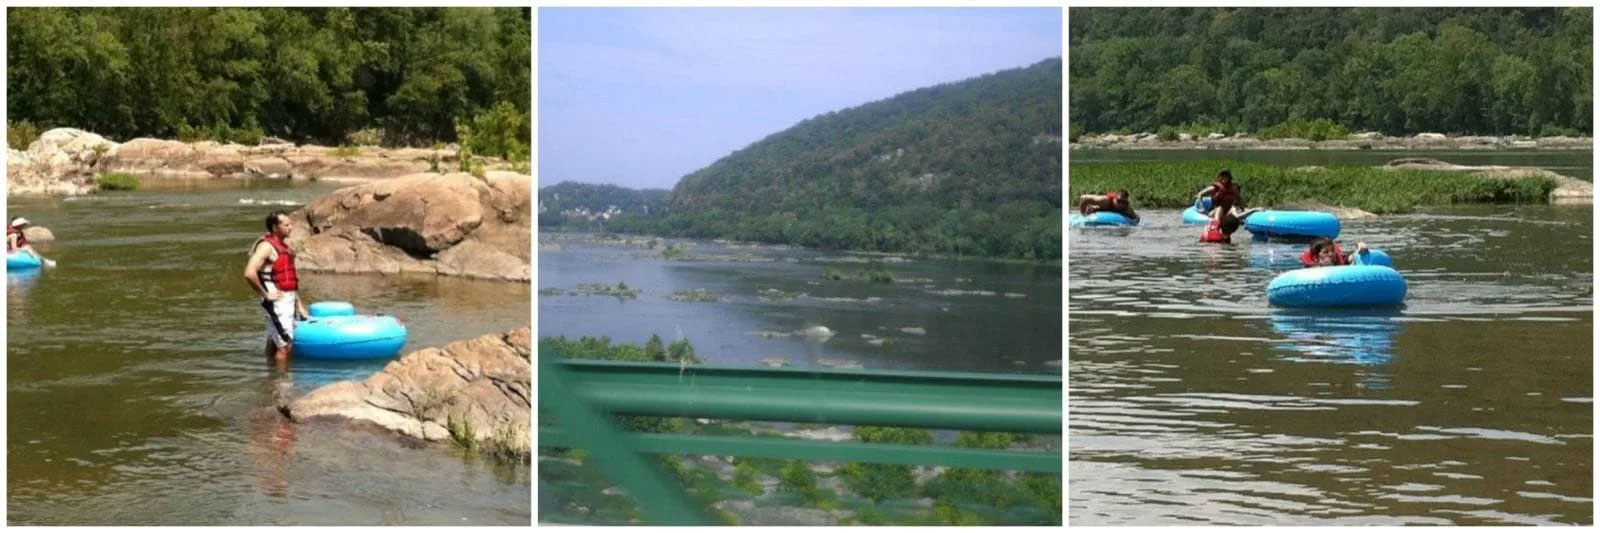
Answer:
xmin=9 ymin=183 xmax=531 ymax=525
xmin=1069 ymin=204 xmax=1592 ymax=525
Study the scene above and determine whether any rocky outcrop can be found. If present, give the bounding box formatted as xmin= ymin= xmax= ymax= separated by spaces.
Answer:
xmin=7 ymin=129 xmax=113 ymax=195
xmin=286 ymin=327 xmax=530 ymax=455
xmin=7 ymin=127 xmax=518 ymax=195
xmin=1382 ymin=157 xmax=1592 ymax=204
xmin=286 ymin=172 xmax=531 ymax=281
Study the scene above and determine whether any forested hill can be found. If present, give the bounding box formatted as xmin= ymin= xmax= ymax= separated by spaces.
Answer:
xmin=538 ymin=182 xmax=670 ymax=227
xmin=629 ymin=57 xmax=1061 ymax=261
xmin=8 ymin=7 xmax=530 ymax=150
xmin=1070 ymin=7 xmax=1592 ymax=137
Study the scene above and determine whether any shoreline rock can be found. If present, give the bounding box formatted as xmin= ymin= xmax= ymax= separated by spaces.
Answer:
xmin=285 ymin=327 xmax=530 ymax=457
xmin=1071 ymin=132 xmax=1591 ymax=151
xmin=286 ymin=172 xmax=532 ymax=281
xmin=1380 ymin=158 xmax=1592 ymax=204
xmin=7 ymin=127 xmax=518 ymax=196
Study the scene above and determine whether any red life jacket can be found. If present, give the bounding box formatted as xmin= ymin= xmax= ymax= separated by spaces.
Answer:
xmin=7 ymin=226 xmax=26 ymax=251
xmin=1300 ymin=243 xmax=1350 ymax=267
xmin=257 ymin=234 xmax=299 ymax=291
xmin=1199 ymin=218 xmax=1229 ymax=243
xmin=1210 ymin=180 xmax=1239 ymax=208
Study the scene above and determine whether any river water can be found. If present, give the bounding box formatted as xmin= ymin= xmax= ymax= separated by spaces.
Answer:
xmin=1068 ymin=188 xmax=1592 ymax=522
xmin=537 ymin=233 xmax=1062 ymax=524
xmin=7 ymin=180 xmax=531 ymax=525
xmin=537 ymin=233 xmax=1061 ymax=373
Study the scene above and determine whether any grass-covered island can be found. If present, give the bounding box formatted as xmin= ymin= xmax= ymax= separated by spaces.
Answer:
xmin=1070 ymin=160 xmax=1563 ymax=214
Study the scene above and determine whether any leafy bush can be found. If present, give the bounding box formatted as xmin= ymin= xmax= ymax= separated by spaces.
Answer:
xmin=1258 ymin=118 xmax=1349 ymax=141
xmin=461 ymin=101 xmax=530 ymax=161
xmin=346 ymin=127 xmax=384 ymax=147
xmin=95 ymin=173 xmax=140 ymax=191
xmin=839 ymin=426 xmax=932 ymax=502
xmin=9 ymin=120 xmax=41 ymax=150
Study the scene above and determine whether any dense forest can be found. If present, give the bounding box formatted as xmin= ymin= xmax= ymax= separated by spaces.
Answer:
xmin=588 ymin=58 xmax=1062 ymax=261
xmin=8 ymin=7 xmax=530 ymax=159
xmin=1070 ymin=8 xmax=1592 ymax=138
xmin=538 ymin=181 xmax=670 ymax=228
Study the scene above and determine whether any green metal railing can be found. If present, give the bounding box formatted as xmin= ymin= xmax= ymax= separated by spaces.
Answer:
xmin=538 ymin=356 xmax=1062 ymax=525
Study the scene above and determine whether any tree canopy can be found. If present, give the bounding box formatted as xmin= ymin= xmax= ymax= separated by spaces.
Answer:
xmin=8 ymin=7 xmax=530 ymax=150
xmin=1070 ymin=7 xmax=1592 ymax=137
xmin=605 ymin=58 xmax=1062 ymax=261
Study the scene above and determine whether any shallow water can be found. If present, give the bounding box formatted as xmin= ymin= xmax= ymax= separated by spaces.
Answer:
xmin=8 ymin=181 xmax=531 ymax=525
xmin=1068 ymin=204 xmax=1592 ymax=525
xmin=537 ymin=233 xmax=1061 ymax=373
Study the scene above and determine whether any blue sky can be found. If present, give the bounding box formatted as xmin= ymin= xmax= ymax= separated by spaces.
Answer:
xmin=539 ymin=8 xmax=1061 ymax=190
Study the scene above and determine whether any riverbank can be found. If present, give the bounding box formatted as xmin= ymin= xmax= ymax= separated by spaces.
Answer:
xmin=1072 ymin=132 xmax=1591 ymax=151
xmin=7 ymin=128 xmax=520 ymax=195
xmin=1069 ymin=159 xmax=1574 ymax=214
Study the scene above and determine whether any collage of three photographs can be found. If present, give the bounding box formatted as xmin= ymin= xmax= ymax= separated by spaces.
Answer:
xmin=1 ymin=4 xmax=1592 ymax=527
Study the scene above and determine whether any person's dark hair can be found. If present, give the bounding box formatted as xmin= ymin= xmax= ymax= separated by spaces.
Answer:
xmin=1219 ymin=214 xmax=1242 ymax=235
xmin=1117 ymin=188 xmax=1130 ymax=198
xmin=1308 ymin=237 xmax=1335 ymax=255
xmin=265 ymin=211 xmax=289 ymax=231
xmin=1217 ymin=169 xmax=1233 ymax=181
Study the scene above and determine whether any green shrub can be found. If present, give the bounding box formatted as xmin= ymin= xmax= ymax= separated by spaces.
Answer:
xmin=1156 ymin=125 xmax=1179 ymax=141
xmin=95 ymin=173 xmax=140 ymax=191
xmin=1258 ymin=118 xmax=1349 ymax=141
xmin=327 ymin=145 xmax=361 ymax=157
xmin=461 ymin=101 xmax=531 ymax=161
xmin=840 ymin=426 xmax=932 ymax=502
xmin=9 ymin=120 xmax=41 ymax=150
xmin=346 ymin=127 xmax=384 ymax=147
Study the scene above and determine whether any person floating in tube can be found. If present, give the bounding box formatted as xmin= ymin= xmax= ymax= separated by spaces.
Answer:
xmin=244 ymin=211 xmax=310 ymax=365
xmin=7 ymin=217 xmax=56 ymax=267
xmin=1077 ymin=188 xmax=1140 ymax=223
xmin=1195 ymin=168 xmax=1250 ymax=220
xmin=1301 ymin=237 xmax=1369 ymax=267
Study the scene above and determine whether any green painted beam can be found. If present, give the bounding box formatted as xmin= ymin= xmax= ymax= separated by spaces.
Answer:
xmin=552 ymin=359 xmax=1062 ymax=433
xmin=540 ymin=428 xmax=1061 ymax=472
xmin=538 ymin=355 xmax=718 ymax=524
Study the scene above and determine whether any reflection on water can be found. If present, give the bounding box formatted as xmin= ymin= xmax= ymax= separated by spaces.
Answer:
xmin=1070 ymin=205 xmax=1592 ymax=526
xmin=8 ymin=184 xmax=530 ymax=525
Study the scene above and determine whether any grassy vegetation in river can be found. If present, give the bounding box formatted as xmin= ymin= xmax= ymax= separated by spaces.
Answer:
xmin=1070 ymin=160 xmax=1556 ymax=214
xmin=94 ymin=172 xmax=140 ymax=191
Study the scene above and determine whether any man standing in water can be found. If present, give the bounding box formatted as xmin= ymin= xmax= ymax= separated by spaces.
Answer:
xmin=244 ymin=211 xmax=310 ymax=364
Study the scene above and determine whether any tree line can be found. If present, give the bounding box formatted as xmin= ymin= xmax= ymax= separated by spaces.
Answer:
xmin=1070 ymin=8 xmax=1592 ymax=137
xmin=619 ymin=58 xmax=1063 ymax=261
xmin=8 ymin=7 xmax=530 ymax=159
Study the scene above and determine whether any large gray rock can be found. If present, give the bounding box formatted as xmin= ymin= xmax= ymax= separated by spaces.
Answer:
xmin=286 ymin=327 xmax=531 ymax=452
xmin=286 ymin=172 xmax=531 ymax=281
xmin=8 ymin=128 xmax=514 ymax=196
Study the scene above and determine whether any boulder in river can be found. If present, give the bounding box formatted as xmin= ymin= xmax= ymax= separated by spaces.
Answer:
xmin=286 ymin=327 xmax=530 ymax=457
xmin=286 ymin=172 xmax=531 ymax=281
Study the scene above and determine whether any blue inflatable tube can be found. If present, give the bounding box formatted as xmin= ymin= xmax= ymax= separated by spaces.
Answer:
xmin=309 ymin=301 xmax=356 ymax=317
xmin=1245 ymin=210 xmax=1341 ymax=240
xmin=294 ymin=301 xmax=408 ymax=359
xmin=1350 ymin=249 xmax=1394 ymax=267
xmin=6 ymin=251 xmax=41 ymax=270
xmin=1069 ymin=211 xmax=1138 ymax=227
xmin=1181 ymin=206 xmax=1211 ymax=225
xmin=1267 ymin=265 xmax=1407 ymax=308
